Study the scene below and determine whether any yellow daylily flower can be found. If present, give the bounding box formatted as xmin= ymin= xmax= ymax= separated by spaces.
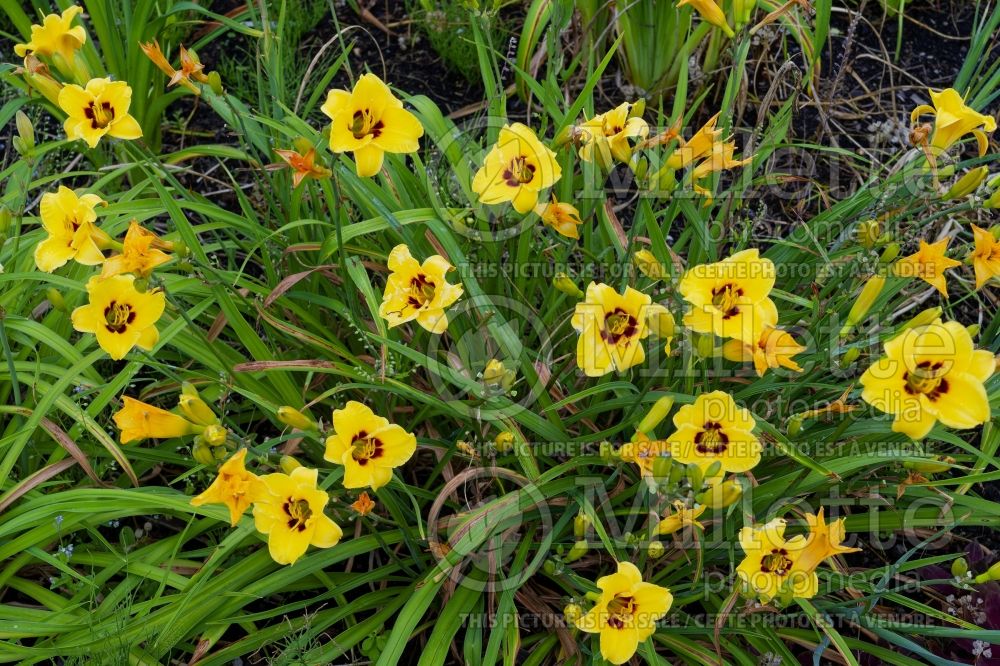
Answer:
xmin=664 ymin=113 xmax=721 ymax=170
xmin=253 ymin=466 xmax=343 ymax=565
xmin=722 ymin=325 xmax=806 ymax=377
xmin=101 ymin=221 xmax=172 ymax=279
xmin=656 ymin=500 xmax=706 ymax=536
xmin=324 ymin=401 xmax=417 ymax=490
xmin=969 ymin=224 xmax=1000 ymax=290
xmin=571 ymin=282 xmax=653 ymax=377
xmin=619 ymin=433 xmax=666 ymax=477
xmin=472 ymin=123 xmax=562 ymax=214
xmin=113 ymin=396 xmax=198 ymax=444
xmin=893 ymin=238 xmax=962 ymax=297
xmin=677 ymin=0 xmax=735 ymax=37
xmin=736 ymin=518 xmax=816 ymax=602
xmin=690 ymin=140 xmax=753 ymax=183
xmin=71 ymin=275 xmax=165 ymax=360
xmin=190 ymin=449 xmax=266 ymax=526
xmin=679 ymin=248 xmax=777 ymax=343
xmin=645 ymin=303 xmax=675 ymax=355
xmin=321 ymin=73 xmax=424 ymax=177
xmin=270 ymin=147 xmax=332 ymax=188
xmin=59 ymin=77 xmax=142 ymax=148
xmin=377 ymin=244 xmax=463 ymax=334
xmin=667 ymin=391 xmax=761 ymax=473
xmin=860 ymin=318 xmax=993 ymax=440
xmin=534 ymin=198 xmax=583 ymax=239
xmin=14 ymin=6 xmax=86 ymax=67
xmin=575 ymin=561 xmax=673 ymax=665
xmin=33 ymin=185 xmax=111 ymax=272
xmin=577 ymin=102 xmax=649 ymax=168
xmin=911 ymin=88 xmax=997 ymax=155
xmin=793 ymin=508 xmax=861 ymax=574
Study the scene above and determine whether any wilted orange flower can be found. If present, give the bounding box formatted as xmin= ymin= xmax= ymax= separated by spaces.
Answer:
xmin=351 ymin=492 xmax=376 ymax=516
xmin=271 ymin=147 xmax=332 ymax=188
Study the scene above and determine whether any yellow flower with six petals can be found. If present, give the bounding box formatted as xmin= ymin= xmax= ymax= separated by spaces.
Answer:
xmin=377 ymin=244 xmax=463 ymax=334
xmin=190 ymin=449 xmax=266 ymax=526
xmin=472 ymin=123 xmax=562 ymax=214
xmin=667 ymin=391 xmax=761 ymax=472
xmin=33 ymin=185 xmax=110 ymax=272
xmin=860 ymin=318 xmax=993 ymax=439
xmin=321 ymin=73 xmax=424 ymax=177
xmin=656 ymin=500 xmax=706 ymax=536
xmin=722 ymin=325 xmax=806 ymax=377
xmin=253 ymin=466 xmax=343 ymax=565
xmin=577 ymin=102 xmax=649 ymax=168
xmin=893 ymin=238 xmax=962 ymax=297
xmin=113 ymin=396 xmax=198 ymax=444
xmin=911 ymin=88 xmax=997 ymax=155
xmin=101 ymin=221 xmax=172 ymax=279
xmin=574 ymin=561 xmax=673 ymax=665
xmin=14 ymin=6 xmax=86 ymax=68
xmin=680 ymin=249 xmax=777 ymax=343
xmin=71 ymin=274 xmax=165 ymax=360
xmin=735 ymin=518 xmax=816 ymax=602
xmin=969 ymin=225 xmax=1000 ymax=290
xmin=59 ymin=77 xmax=142 ymax=148
xmin=619 ymin=432 xmax=666 ymax=477
xmin=571 ymin=282 xmax=653 ymax=377
xmin=534 ymin=198 xmax=584 ymax=239
xmin=324 ymin=401 xmax=417 ymax=490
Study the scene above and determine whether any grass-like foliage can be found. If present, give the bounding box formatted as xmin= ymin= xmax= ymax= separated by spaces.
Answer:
xmin=1 ymin=0 xmax=999 ymax=664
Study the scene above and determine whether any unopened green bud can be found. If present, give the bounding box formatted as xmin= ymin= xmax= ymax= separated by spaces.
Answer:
xmin=843 ymin=275 xmax=886 ymax=333
xmin=0 ymin=208 xmax=10 ymax=235
xmin=697 ymin=478 xmax=742 ymax=509
xmin=840 ymin=347 xmax=860 ymax=367
xmin=703 ymin=460 xmax=723 ymax=483
xmin=277 ymin=406 xmax=316 ymax=431
xmin=686 ymin=462 xmax=704 ymax=491
xmin=564 ymin=539 xmax=588 ymax=563
xmin=543 ymin=559 xmax=557 ymax=575
xmin=651 ymin=454 xmax=673 ymax=481
xmin=787 ymin=415 xmax=803 ymax=436
xmin=647 ymin=540 xmax=665 ymax=559
xmin=280 ymin=455 xmax=302 ymax=474
xmin=553 ymin=272 xmax=584 ymax=298
xmin=693 ymin=333 xmax=715 ymax=358
xmin=46 ymin=288 xmax=66 ymax=312
xmin=944 ymin=166 xmax=988 ymax=200
xmin=951 ymin=557 xmax=969 ymax=577
xmin=667 ymin=459 xmax=687 ymax=486
xmin=573 ymin=513 xmax=591 ymax=538
xmin=563 ymin=603 xmax=583 ymax=625
xmin=903 ymin=306 xmax=942 ymax=330
xmin=629 ymin=99 xmax=645 ymax=119
xmin=207 ymin=71 xmax=223 ymax=95
xmin=178 ymin=388 xmax=219 ymax=427
xmin=637 ymin=396 xmax=675 ymax=435
xmin=733 ymin=0 xmax=758 ymax=26
xmin=903 ymin=456 xmax=954 ymax=474
xmin=599 ymin=440 xmax=617 ymax=462
xmin=857 ymin=219 xmax=880 ymax=249
xmin=879 ymin=242 xmax=900 ymax=264
xmin=974 ymin=561 xmax=1000 ymax=584
xmin=967 ymin=324 xmax=980 ymax=339
xmin=15 ymin=111 xmax=34 ymax=155
xmin=552 ymin=125 xmax=574 ymax=149
xmin=192 ymin=442 xmax=214 ymax=465
xmin=202 ymin=424 xmax=227 ymax=447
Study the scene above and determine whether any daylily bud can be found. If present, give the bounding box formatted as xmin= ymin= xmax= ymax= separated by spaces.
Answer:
xmin=987 ymin=187 xmax=1000 ymax=209
xmin=974 ymin=561 xmax=1000 ymax=584
xmin=46 ymin=288 xmax=66 ymax=312
xmin=192 ymin=441 xmax=215 ymax=465
xmin=667 ymin=459 xmax=687 ymax=486
xmin=637 ymin=396 xmax=675 ymax=434
xmin=651 ymin=454 xmax=673 ymax=480
xmin=599 ymin=440 xmax=616 ymax=462
xmin=647 ymin=541 xmax=665 ymax=559
xmin=952 ymin=557 xmax=969 ymax=578
xmin=944 ymin=166 xmax=988 ymax=200
xmin=552 ymin=125 xmax=574 ymax=149
xmin=629 ymin=99 xmax=645 ymax=120
xmin=563 ymin=603 xmax=583 ymax=625
xmin=693 ymin=333 xmax=715 ymax=358
xmin=19 ymin=55 xmax=63 ymax=106
xmin=178 ymin=385 xmax=219 ymax=426
xmin=697 ymin=478 xmax=742 ymax=508
xmin=634 ymin=249 xmax=667 ymax=279
xmin=202 ymin=424 xmax=227 ymax=447
xmin=686 ymin=462 xmax=704 ymax=492
xmin=212 ymin=445 xmax=228 ymax=460
xmin=856 ymin=219 xmax=880 ymax=249
xmin=0 ymin=208 xmax=10 ymax=235
xmin=841 ymin=275 xmax=885 ymax=336
xmin=573 ymin=513 xmax=591 ymax=538
xmin=902 ymin=306 xmax=942 ymax=330
xmin=494 ymin=431 xmax=515 ymax=453
xmin=787 ymin=415 xmax=803 ymax=436
xmin=879 ymin=243 xmax=900 ymax=264
xmin=543 ymin=559 xmax=557 ymax=575
xmin=733 ymin=0 xmax=758 ymax=26
xmin=967 ymin=324 xmax=980 ymax=339
xmin=553 ymin=272 xmax=584 ymax=298
xmin=14 ymin=111 xmax=34 ymax=155
xmin=207 ymin=71 xmax=223 ymax=95
xmin=280 ymin=455 xmax=303 ymax=474
xmin=277 ymin=406 xmax=317 ymax=431
xmin=703 ymin=460 xmax=723 ymax=483
xmin=482 ymin=359 xmax=515 ymax=391
xmin=563 ymin=539 xmax=588 ymax=563
xmin=903 ymin=456 xmax=954 ymax=474
xmin=633 ymin=156 xmax=648 ymax=180
xmin=840 ymin=347 xmax=860 ymax=368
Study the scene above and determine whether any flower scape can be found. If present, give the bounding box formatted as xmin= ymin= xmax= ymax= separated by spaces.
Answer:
xmin=1 ymin=1 xmax=999 ymax=665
